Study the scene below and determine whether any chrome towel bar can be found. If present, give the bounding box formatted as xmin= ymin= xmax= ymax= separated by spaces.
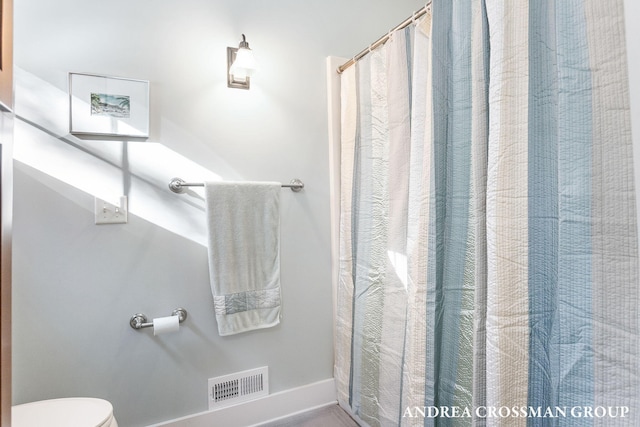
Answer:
xmin=168 ymin=177 xmax=304 ymax=193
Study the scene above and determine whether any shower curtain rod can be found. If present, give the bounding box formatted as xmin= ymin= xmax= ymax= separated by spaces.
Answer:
xmin=337 ymin=1 xmax=432 ymax=74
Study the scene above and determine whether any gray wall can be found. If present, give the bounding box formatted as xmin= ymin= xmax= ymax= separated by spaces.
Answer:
xmin=626 ymin=0 xmax=640 ymax=235
xmin=11 ymin=1 xmax=423 ymax=426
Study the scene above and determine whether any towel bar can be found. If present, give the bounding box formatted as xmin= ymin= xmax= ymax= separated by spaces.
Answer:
xmin=168 ymin=178 xmax=304 ymax=194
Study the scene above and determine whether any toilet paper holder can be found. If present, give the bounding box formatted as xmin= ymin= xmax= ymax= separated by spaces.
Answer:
xmin=129 ymin=308 xmax=188 ymax=330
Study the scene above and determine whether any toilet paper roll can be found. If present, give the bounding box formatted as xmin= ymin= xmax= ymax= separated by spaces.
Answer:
xmin=153 ymin=315 xmax=180 ymax=336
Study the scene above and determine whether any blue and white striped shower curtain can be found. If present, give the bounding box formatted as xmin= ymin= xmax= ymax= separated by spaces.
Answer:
xmin=335 ymin=1 xmax=639 ymax=426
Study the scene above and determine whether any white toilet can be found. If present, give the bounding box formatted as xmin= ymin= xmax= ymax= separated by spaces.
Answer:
xmin=12 ymin=397 xmax=118 ymax=427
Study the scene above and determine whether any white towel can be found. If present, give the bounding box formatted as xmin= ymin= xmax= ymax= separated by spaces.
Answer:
xmin=204 ymin=181 xmax=282 ymax=336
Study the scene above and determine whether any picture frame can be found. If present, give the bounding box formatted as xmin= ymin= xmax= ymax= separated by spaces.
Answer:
xmin=0 ymin=0 xmax=14 ymax=112
xmin=69 ymin=72 xmax=149 ymax=138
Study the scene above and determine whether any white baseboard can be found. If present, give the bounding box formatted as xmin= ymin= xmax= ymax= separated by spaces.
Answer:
xmin=148 ymin=378 xmax=337 ymax=427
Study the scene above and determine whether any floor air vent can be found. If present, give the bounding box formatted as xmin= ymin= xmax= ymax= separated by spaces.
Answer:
xmin=208 ymin=366 xmax=269 ymax=410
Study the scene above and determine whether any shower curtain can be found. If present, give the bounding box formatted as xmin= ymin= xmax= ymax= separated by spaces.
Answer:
xmin=335 ymin=1 xmax=639 ymax=426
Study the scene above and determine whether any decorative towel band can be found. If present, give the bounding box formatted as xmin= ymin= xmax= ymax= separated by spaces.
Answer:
xmin=213 ymin=288 xmax=281 ymax=315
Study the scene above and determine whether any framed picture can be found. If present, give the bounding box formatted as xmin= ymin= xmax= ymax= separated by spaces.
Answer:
xmin=0 ymin=0 xmax=14 ymax=112
xmin=69 ymin=73 xmax=149 ymax=137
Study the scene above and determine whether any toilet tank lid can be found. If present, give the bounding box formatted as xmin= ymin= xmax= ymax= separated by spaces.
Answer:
xmin=12 ymin=397 xmax=115 ymax=427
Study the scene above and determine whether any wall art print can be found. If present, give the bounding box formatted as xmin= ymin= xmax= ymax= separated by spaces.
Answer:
xmin=69 ymin=72 xmax=149 ymax=137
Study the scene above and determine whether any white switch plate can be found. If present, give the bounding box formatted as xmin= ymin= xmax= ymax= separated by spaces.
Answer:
xmin=95 ymin=196 xmax=128 ymax=225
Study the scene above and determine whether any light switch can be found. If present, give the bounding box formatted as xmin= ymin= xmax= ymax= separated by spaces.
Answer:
xmin=95 ymin=196 xmax=128 ymax=225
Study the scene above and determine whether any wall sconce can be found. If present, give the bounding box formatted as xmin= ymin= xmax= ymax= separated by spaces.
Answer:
xmin=227 ymin=34 xmax=257 ymax=90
